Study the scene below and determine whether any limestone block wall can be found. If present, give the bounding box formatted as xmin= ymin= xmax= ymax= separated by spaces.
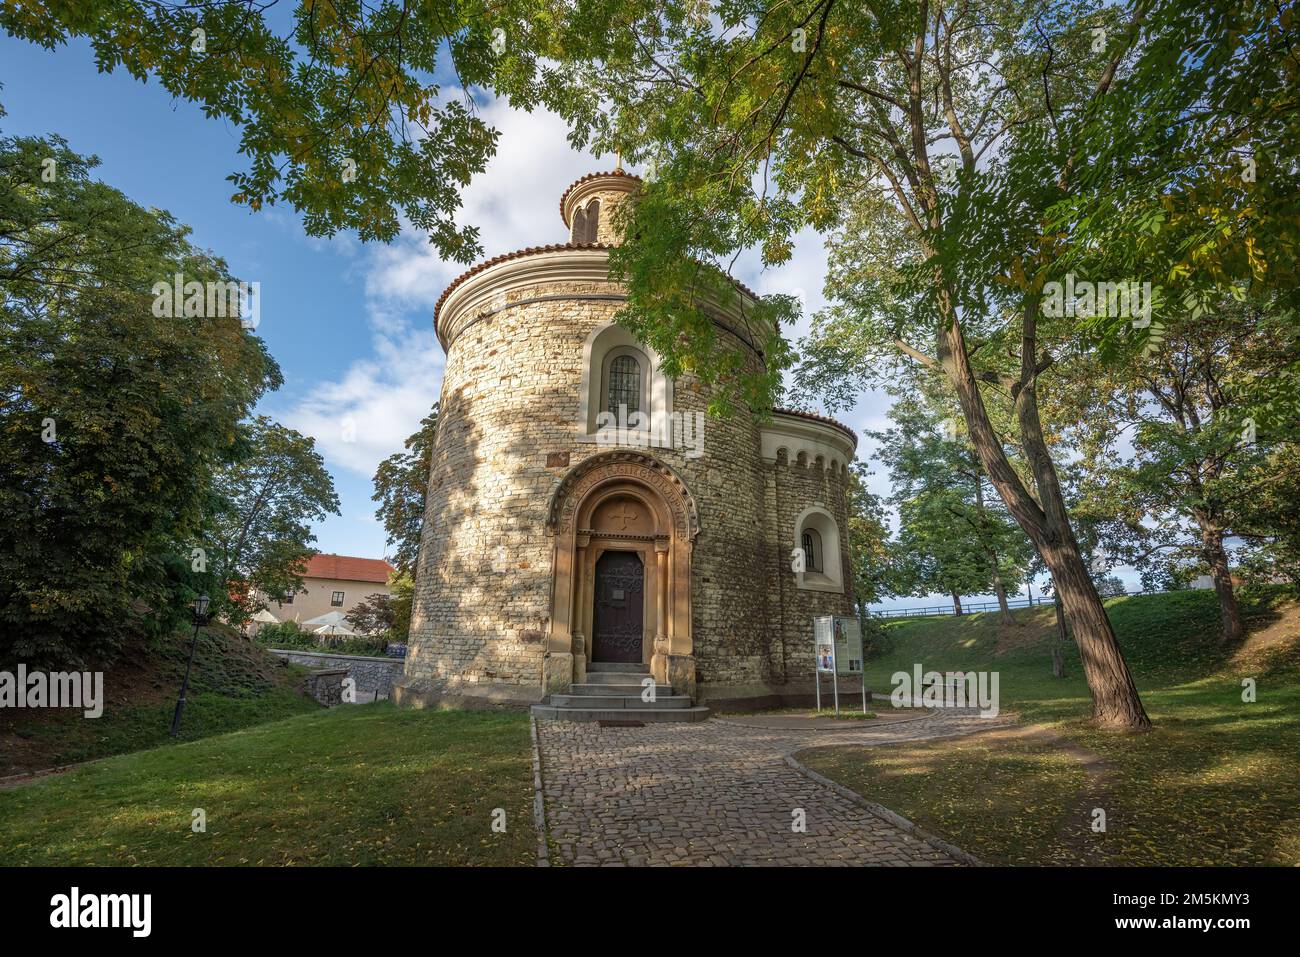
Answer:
xmin=560 ymin=171 xmax=641 ymax=245
xmin=304 ymin=669 xmax=348 ymax=707
xmin=571 ymin=186 xmax=638 ymax=245
xmin=762 ymin=456 xmax=857 ymax=683
xmin=405 ymin=259 xmax=776 ymax=697
xmin=649 ymin=363 xmax=773 ymax=690
xmin=407 ymin=279 xmax=613 ymax=694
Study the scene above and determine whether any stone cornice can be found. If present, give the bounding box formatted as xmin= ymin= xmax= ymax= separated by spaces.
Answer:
xmin=760 ymin=410 xmax=857 ymax=465
xmin=771 ymin=408 xmax=858 ymax=445
xmin=436 ymin=246 xmax=617 ymax=349
xmin=435 ymin=246 xmax=767 ymax=355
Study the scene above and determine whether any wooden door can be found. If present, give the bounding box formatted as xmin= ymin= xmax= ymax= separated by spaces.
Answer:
xmin=592 ymin=551 xmax=644 ymax=663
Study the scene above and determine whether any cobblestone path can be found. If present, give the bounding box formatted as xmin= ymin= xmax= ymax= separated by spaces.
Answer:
xmin=535 ymin=709 xmax=1008 ymax=866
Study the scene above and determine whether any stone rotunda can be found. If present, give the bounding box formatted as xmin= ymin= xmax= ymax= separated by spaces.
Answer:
xmin=394 ymin=168 xmax=858 ymax=718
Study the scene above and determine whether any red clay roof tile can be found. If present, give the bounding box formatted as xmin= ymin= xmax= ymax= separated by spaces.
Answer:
xmin=771 ymin=407 xmax=858 ymax=445
xmin=300 ymin=554 xmax=394 ymax=584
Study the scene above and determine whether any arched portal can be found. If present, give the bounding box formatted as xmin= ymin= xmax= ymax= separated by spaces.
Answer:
xmin=544 ymin=450 xmax=699 ymax=696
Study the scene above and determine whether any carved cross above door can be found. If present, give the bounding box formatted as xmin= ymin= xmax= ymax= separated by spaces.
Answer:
xmin=608 ymin=502 xmax=638 ymax=530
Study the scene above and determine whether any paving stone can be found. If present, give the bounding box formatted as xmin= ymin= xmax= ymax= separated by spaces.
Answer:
xmin=537 ymin=708 xmax=1006 ymax=866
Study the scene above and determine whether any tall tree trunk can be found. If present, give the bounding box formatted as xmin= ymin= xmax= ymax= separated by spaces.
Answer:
xmin=974 ymin=465 xmax=1016 ymax=626
xmin=992 ymin=567 xmax=1016 ymax=626
xmin=1052 ymin=593 xmax=1069 ymax=678
xmin=952 ymin=593 xmax=963 ymax=615
xmin=1198 ymin=521 xmax=1244 ymax=643
xmin=938 ymin=317 xmax=1151 ymax=730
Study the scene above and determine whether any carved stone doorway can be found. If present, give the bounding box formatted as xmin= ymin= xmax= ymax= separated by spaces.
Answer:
xmin=544 ymin=451 xmax=700 ymax=697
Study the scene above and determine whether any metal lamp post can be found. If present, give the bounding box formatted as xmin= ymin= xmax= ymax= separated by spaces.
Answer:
xmin=170 ymin=594 xmax=210 ymax=738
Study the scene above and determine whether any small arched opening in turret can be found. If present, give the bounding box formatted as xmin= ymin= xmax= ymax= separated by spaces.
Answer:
xmin=573 ymin=199 xmax=601 ymax=243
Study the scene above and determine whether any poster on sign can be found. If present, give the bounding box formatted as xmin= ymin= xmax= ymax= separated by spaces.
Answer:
xmin=813 ymin=615 xmax=869 ymax=715
xmin=833 ymin=617 xmax=863 ymax=674
xmin=814 ymin=616 xmax=836 ymax=673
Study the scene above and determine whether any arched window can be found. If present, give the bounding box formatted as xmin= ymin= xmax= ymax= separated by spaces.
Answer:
xmin=794 ymin=506 xmax=843 ymax=593
xmin=801 ymin=529 xmax=821 ymax=572
xmin=578 ymin=323 xmax=672 ymax=441
xmin=583 ymin=199 xmax=600 ymax=242
xmin=607 ymin=354 xmax=641 ymax=415
xmin=572 ymin=207 xmax=587 ymax=244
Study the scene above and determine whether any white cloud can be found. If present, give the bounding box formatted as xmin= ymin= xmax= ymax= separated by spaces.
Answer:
xmin=281 ymin=94 xmax=898 ymax=503
xmin=279 ymin=98 xmax=604 ymax=479
xmin=280 ymin=329 xmax=444 ymax=476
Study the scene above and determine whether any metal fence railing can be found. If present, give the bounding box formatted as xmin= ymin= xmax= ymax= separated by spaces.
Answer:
xmin=870 ymin=589 xmax=1166 ymax=620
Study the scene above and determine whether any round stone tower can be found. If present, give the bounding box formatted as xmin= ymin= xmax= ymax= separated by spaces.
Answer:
xmin=397 ymin=168 xmax=858 ymax=711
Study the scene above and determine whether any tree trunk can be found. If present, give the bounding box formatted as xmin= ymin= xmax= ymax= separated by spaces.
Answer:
xmin=952 ymin=593 xmax=963 ymax=616
xmin=992 ymin=569 xmax=1016 ymax=626
xmin=938 ymin=317 xmax=1150 ymax=730
xmin=1198 ymin=522 xmax=1244 ymax=643
xmin=975 ymin=468 xmax=1016 ymax=626
xmin=1052 ymin=593 xmax=1068 ymax=678
xmin=1042 ymin=544 xmax=1149 ymax=725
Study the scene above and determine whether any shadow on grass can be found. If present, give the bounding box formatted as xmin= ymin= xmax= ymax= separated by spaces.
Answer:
xmin=0 ymin=703 xmax=537 ymax=867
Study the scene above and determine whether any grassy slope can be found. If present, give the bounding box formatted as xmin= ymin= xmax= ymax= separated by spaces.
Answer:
xmin=0 ymin=704 xmax=536 ymax=866
xmin=1 ymin=627 xmax=322 ymax=776
xmin=802 ymin=589 xmax=1300 ymax=865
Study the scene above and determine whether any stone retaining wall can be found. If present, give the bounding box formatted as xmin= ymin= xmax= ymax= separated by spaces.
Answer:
xmin=304 ymin=669 xmax=349 ymax=707
xmin=270 ymin=650 xmax=405 ymax=698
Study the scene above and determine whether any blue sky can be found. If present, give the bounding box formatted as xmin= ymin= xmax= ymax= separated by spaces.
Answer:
xmin=3 ymin=34 xmax=390 ymax=557
xmin=2 ymin=31 xmax=1138 ymax=610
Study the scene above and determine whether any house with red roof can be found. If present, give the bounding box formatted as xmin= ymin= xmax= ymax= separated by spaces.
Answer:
xmin=260 ymin=553 xmax=396 ymax=632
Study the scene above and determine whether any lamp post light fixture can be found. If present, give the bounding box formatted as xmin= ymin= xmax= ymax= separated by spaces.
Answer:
xmin=170 ymin=594 xmax=210 ymax=738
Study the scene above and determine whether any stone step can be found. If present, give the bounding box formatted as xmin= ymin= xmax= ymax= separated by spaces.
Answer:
xmin=566 ymin=683 xmax=676 ymax=696
xmin=531 ymin=704 xmax=711 ymax=723
xmin=586 ymin=662 xmax=648 ymax=673
xmin=584 ymin=671 xmax=655 ymax=685
xmin=549 ymin=693 xmax=693 ymax=709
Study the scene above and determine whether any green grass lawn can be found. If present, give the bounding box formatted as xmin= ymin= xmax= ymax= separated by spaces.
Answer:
xmin=0 ymin=703 xmax=537 ymax=866
xmin=801 ymin=589 xmax=1300 ymax=865
xmin=2 ymin=627 xmax=322 ymax=775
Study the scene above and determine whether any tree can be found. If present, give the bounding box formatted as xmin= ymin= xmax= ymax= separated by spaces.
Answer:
xmin=894 ymin=493 xmax=993 ymax=615
xmin=372 ymin=403 xmax=438 ymax=578
xmin=346 ymin=573 xmax=414 ymax=641
xmin=533 ymin=0 xmax=1171 ymax=727
xmin=0 ymin=131 xmax=280 ymax=665
xmin=867 ymin=390 xmax=1033 ymax=624
xmin=1235 ymin=464 xmax=1300 ymax=592
xmin=346 ymin=593 xmax=396 ymax=638
xmin=843 ymin=462 xmax=895 ymax=654
xmin=0 ymin=0 xmax=574 ymax=260
xmin=844 ymin=461 xmax=894 ymax=607
xmin=1047 ymin=295 xmax=1300 ymax=642
xmin=207 ymin=416 xmax=340 ymax=628
xmin=386 ymin=573 xmax=415 ymax=642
